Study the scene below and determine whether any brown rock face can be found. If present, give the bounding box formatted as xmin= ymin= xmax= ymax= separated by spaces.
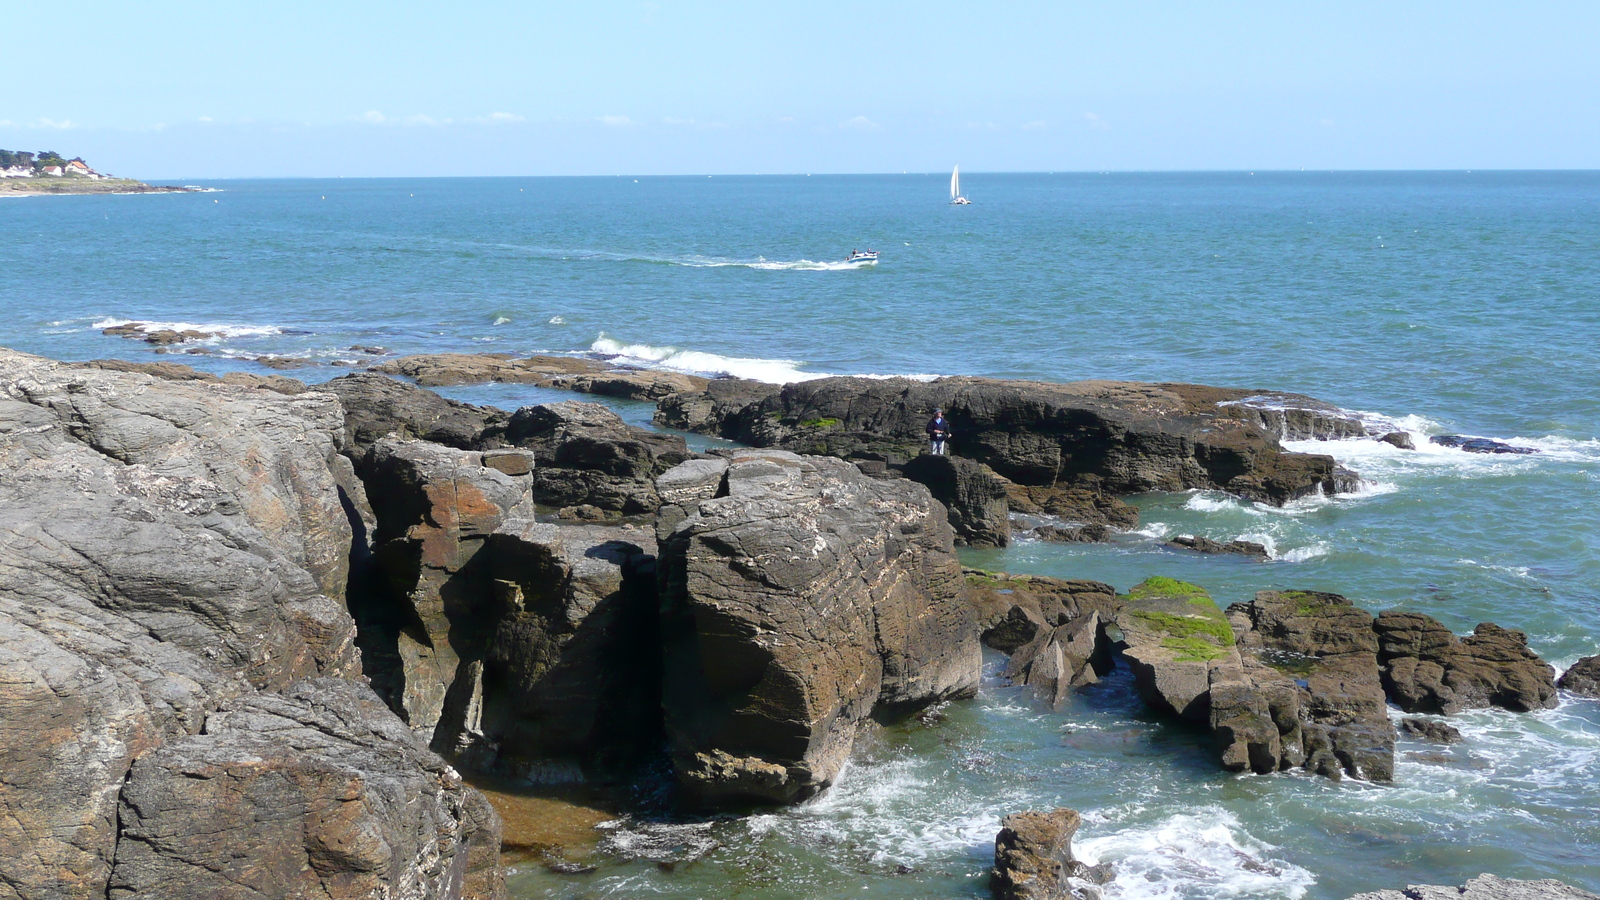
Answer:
xmin=355 ymin=438 xmax=535 ymax=740
xmin=503 ymin=400 xmax=695 ymax=514
xmin=109 ymin=679 xmax=503 ymax=900
xmin=966 ymin=571 xmax=1121 ymax=655
xmin=1559 ymin=655 xmax=1600 ymax=697
xmin=901 ymin=453 xmax=1012 ymax=547
xmin=657 ymin=451 xmax=981 ymax=806
xmin=990 ymin=808 xmax=1108 ymax=900
xmin=656 ymin=376 xmax=1362 ymax=507
xmin=322 ymin=372 xmax=507 ymax=452
xmin=1375 ymin=612 xmax=1559 ymax=713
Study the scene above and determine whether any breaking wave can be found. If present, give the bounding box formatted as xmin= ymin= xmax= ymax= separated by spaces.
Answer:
xmin=589 ymin=334 xmax=940 ymax=384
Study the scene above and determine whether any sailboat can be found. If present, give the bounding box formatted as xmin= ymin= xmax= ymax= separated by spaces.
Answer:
xmin=950 ymin=165 xmax=972 ymax=205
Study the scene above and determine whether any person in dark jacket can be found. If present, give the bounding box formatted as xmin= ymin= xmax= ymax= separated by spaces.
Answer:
xmin=926 ymin=408 xmax=952 ymax=455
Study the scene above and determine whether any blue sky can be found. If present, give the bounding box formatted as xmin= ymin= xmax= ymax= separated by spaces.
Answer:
xmin=4 ymin=1 xmax=1598 ymax=178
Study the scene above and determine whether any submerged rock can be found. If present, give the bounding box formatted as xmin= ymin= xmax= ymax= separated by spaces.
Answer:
xmin=990 ymin=808 xmax=1110 ymax=900
xmin=1429 ymin=434 xmax=1538 ymax=455
xmin=657 ymin=450 xmax=981 ymax=807
xmin=1558 ymin=655 xmax=1600 ymax=697
xmin=1164 ymin=535 xmax=1270 ymax=559
xmin=1400 ymin=717 xmax=1464 ymax=744
xmin=1378 ymin=431 xmax=1416 ymax=450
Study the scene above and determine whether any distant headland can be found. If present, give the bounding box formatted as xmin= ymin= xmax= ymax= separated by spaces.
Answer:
xmin=0 ymin=149 xmax=192 ymax=194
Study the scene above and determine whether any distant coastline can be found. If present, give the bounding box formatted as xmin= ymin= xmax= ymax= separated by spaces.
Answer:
xmin=0 ymin=148 xmax=193 ymax=195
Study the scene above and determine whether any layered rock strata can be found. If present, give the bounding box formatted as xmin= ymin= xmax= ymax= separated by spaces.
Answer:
xmin=966 ymin=570 xmax=1121 ymax=655
xmin=501 ymin=400 xmax=695 ymax=514
xmin=656 ymin=450 xmax=982 ymax=806
xmin=0 ymin=349 xmax=502 ymax=898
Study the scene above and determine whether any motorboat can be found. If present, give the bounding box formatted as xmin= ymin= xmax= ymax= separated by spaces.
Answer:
xmin=847 ymin=249 xmax=879 ymax=264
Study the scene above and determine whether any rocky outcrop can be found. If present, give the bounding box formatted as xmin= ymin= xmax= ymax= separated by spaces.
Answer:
xmin=1005 ymin=614 xmax=1106 ymax=707
xmin=655 ymin=376 xmax=1360 ymax=507
xmin=1559 ymin=655 xmax=1600 ymax=697
xmin=1116 ymin=578 xmax=1241 ymax=724
xmin=1375 ymin=613 xmax=1558 ymax=713
xmin=1347 ymin=874 xmax=1600 ymax=900
xmin=503 ymin=400 xmax=695 ymax=514
xmin=443 ymin=520 xmax=661 ymax=777
xmin=1164 ymin=534 xmax=1269 ymax=559
xmin=1031 ymin=524 xmax=1113 ymax=543
xmin=1400 ymin=717 xmax=1463 ymax=743
xmin=1228 ymin=590 xmax=1396 ymax=781
xmin=322 ymin=372 xmax=506 ymax=452
xmin=0 ymin=348 xmax=502 ymax=898
xmin=990 ymin=808 xmax=1109 ymax=900
xmin=110 ymin=678 xmax=503 ymax=900
xmin=901 ymin=453 xmax=1011 ymax=547
xmin=656 ymin=451 xmax=981 ymax=806
xmin=966 ymin=570 xmax=1120 ymax=655
xmin=372 ymin=352 xmax=709 ymax=400
xmin=354 ymin=438 xmax=535 ymax=740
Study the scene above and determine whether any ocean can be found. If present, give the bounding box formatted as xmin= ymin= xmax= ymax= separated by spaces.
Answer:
xmin=3 ymin=172 xmax=1597 ymax=899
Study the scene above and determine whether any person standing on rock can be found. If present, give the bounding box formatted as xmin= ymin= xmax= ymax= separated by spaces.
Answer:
xmin=926 ymin=408 xmax=952 ymax=455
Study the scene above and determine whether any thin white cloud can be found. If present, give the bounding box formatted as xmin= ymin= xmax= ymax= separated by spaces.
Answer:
xmin=37 ymin=118 xmax=76 ymax=130
xmin=363 ymin=110 xmax=387 ymax=124
xmin=839 ymin=115 xmax=881 ymax=131
xmin=1084 ymin=112 xmax=1110 ymax=131
xmin=487 ymin=111 xmax=523 ymax=123
xmin=599 ymin=115 xmax=634 ymax=127
xmin=198 ymin=116 xmax=214 ymax=123
xmin=663 ymin=116 xmax=695 ymax=126
xmin=360 ymin=111 xmax=448 ymax=127
xmin=1021 ymin=120 xmax=1048 ymax=131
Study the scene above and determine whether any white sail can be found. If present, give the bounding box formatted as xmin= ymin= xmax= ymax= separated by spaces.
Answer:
xmin=950 ymin=166 xmax=960 ymax=200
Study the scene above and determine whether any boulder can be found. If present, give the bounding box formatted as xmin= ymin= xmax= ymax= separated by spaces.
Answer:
xmin=1429 ymin=435 xmax=1538 ymax=455
xmin=1031 ymin=524 xmax=1113 ymax=543
xmin=1378 ymin=431 xmax=1415 ymax=450
xmin=504 ymin=400 xmax=695 ymax=514
xmin=1346 ymin=874 xmax=1600 ymax=900
xmin=321 ymin=372 xmax=507 ymax=452
xmin=1558 ymin=655 xmax=1600 ymax=698
xmin=655 ymin=376 xmax=1362 ymax=507
xmin=354 ymin=438 xmax=535 ymax=740
xmin=109 ymin=678 xmax=503 ymax=900
xmin=1004 ymin=614 xmax=1105 ymax=706
xmin=965 ymin=570 xmax=1121 ymax=655
xmin=1375 ymin=612 xmax=1558 ymax=714
xmin=1165 ymin=535 xmax=1269 ymax=559
xmin=990 ymin=808 xmax=1109 ymax=900
xmin=901 ymin=452 xmax=1011 ymax=547
xmin=1399 ymin=717 xmax=1463 ymax=744
xmin=440 ymin=520 xmax=661 ymax=777
xmin=1228 ymin=591 xmax=1396 ymax=781
xmin=657 ymin=450 xmax=981 ymax=806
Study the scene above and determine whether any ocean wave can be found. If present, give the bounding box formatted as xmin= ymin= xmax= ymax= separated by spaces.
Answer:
xmin=1075 ymin=808 xmax=1316 ymax=900
xmin=590 ymin=334 xmax=940 ymax=384
xmin=91 ymin=317 xmax=288 ymax=341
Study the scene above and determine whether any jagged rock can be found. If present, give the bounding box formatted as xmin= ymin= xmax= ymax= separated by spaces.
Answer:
xmin=355 ymin=438 xmax=535 ymax=740
xmin=1165 ymin=535 xmax=1269 ymax=558
xmin=1005 ymin=614 xmax=1106 ymax=706
xmin=1378 ymin=431 xmax=1416 ymax=450
xmin=504 ymin=400 xmax=694 ymax=514
xmin=0 ymin=349 xmax=503 ymax=897
xmin=1400 ymin=717 xmax=1464 ymax=744
xmin=658 ymin=450 xmax=981 ymax=807
xmin=1346 ymin=873 xmax=1600 ymax=900
xmin=901 ymin=453 xmax=1011 ymax=547
xmin=990 ymin=808 xmax=1109 ymax=900
xmin=110 ymin=678 xmax=503 ymax=900
xmin=373 ymin=352 xmax=709 ymax=400
xmin=440 ymin=521 xmax=660 ymax=776
xmin=1375 ymin=612 xmax=1558 ymax=714
xmin=1228 ymin=590 xmax=1396 ymax=781
xmin=1031 ymin=524 xmax=1113 ymax=543
xmin=1558 ymin=655 xmax=1600 ymax=697
xmin=322 ymin=372 xmax=507 ymax=452
xmin=1116 ymin=578 xmax=1239 ymax=724
xmin=965 ymin=570 xmax=1121 ymax=655
xmin=1429 ymin=435 xmax=1537 ymax=455
xmin=655 ymin=376 xmax=1362 ymax=507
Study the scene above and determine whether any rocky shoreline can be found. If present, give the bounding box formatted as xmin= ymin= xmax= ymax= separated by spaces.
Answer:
xmin=3 ymin=346 xmax=1596 ymax=898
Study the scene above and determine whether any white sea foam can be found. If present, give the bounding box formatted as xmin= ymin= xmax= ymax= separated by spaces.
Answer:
xmin=90 ymin=317 xmax=286 ymax=341
xmin=548 ymin=315 xmax=565 ymax=324
xmin=1075 ymin=808 xmax=1316 ymax=900
xmin=589 ymin=334 xmax=940 ymax=384
xmin=491 ymin=316 xmax=511 ymax=326
xmin=672 ymin=254 xmax=877 ymax=271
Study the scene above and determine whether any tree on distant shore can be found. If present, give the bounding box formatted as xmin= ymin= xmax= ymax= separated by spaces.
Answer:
xmin=0 ymin=150 xmax=87 ymax=172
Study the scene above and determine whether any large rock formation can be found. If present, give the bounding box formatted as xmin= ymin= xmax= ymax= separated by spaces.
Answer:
xmin=990 ymin=808 xmax=1109 ymax=900
xmin=354 ymin=438 xmax=535 ymax=740
xmin=901 ymin=453 xmax=1012 ymax=547
xmin=1375 ymin=612 xmax=1559 ymax=713
xmin=966 ymin=570 xmax=1121 ymax=655
xmin=1347 ymin=874 xmax=1600 ymax=900
xmin=0 ymin=349 xmax=502 ymax=898
xmin=656 ymin=450 xmax=982 ymax=806
xmin=501 ymin=400 xmax=695 ymax=514
xmin=656 ymin=376 xmax=1362 ymax=509
xmin=322 ymin=371 xmax=506 ymax=452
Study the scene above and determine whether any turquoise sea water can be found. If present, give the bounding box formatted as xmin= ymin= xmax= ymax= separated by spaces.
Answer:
xmin=3 ymin=173 xmax=1597 ymax=899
